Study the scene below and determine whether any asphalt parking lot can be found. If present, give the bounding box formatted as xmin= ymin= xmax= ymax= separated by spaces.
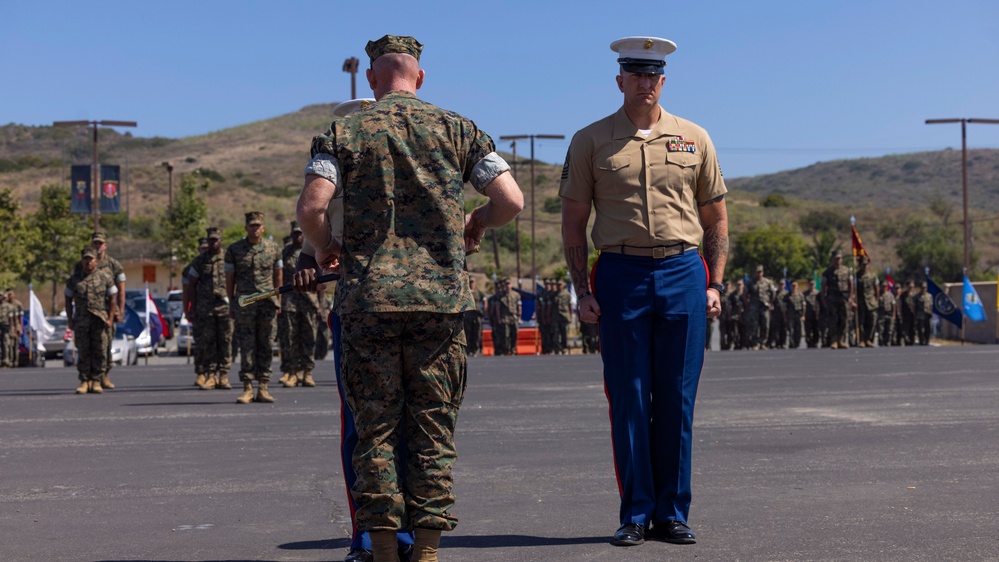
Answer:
xmin=2 ymin=345 xmax=998 ymax=561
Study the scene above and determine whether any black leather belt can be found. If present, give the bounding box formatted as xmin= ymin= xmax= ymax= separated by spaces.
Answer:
xmin=601 ymin=243 xmax=695 ymax=259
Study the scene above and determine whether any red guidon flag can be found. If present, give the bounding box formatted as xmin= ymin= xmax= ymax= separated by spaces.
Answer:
xmin=851 ymin=224 xmax=868 ymax=259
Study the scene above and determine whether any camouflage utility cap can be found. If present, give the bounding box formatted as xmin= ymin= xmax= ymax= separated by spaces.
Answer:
xmin=91 ymin=231 xmax=107 ymax=243
xmin=245 ymin=211 xmax=264 ymax=226
xmin=207 ymin=227 xmax=222 ymax=239
xmin=290 ymin=221 xmax=302 ymax=234
xmin=82 ymin=247 xmax=97 ymax=259
xmin=365 ymin=34 xmax=423 ymax=65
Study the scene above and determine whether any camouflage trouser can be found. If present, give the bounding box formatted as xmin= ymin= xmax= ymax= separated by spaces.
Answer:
xmin=462 ymin=311 xmax=482 ymax=355
xmin=538 ymin=321 xmax=550 ymax=354
xmin=828 ymin=297 xmax=849 ymax=345
xmin=340 ymin=311 xmax=467 ymax=532
xmin=199 ymin=312 xmax=233 ymax=374
xmin=279 ymin=307 xmax=317 ymax=373
xmin=747 ymin=306 xmax=769 ymax=347
xmin=788 ymin=314 xmax=803 ymax=348
xmin=190 ymin=317 xmax=206 ymax=374
xmin=234 ymin=301 xmax=276 ymax=381
xmin=554 ymin=317 xmax=569 ymax=353
xmin=915 ymin=314 xmax=931 ymax=345
xmin=858 ymin=303 xmax=876 ymax=344
xmin=500 ymin=322 xmax=518 ymax=355
xmin=804 ymin=311 xmax=819 ymax=347
xmin=877 ymin=315 xmax=894 ymax=346
xmin=0 ymin=325 xmax=12 ymax=367
xmin=76 ymin=314 xmax=109 ymax=381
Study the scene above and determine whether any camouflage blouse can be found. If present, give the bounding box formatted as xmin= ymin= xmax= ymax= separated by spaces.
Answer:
xmin=310 ymin=90 xmax=496 ymax=315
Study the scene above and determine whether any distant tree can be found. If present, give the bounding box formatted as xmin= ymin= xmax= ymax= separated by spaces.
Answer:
xmin=799 ymin=210 xmax=845 ymax=235
xmin=0 ymin=189 xmax=31 ymax=288
xmin=159 ymin=172 xmax=209 ymax=287
xmin=542 ymin=196 xmax=561 ymax=214
xmin=760 ymin=193 xmax=791 ymax=208
xmin=894 ymin=219 xmax=967 ymax=281
xmin=23 ymin=185 xmax=92 ymax=313
xmin=732 ymin=224 xmax=812 ymax=281
xmin=809 ymin=230 xmax=842 ymax=272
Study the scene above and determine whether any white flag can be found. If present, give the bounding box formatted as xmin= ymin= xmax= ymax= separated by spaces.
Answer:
xmin=29 ymin=289 xmax=56 ymax=344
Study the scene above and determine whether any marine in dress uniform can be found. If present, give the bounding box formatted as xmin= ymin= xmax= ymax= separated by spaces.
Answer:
xmin=560 ymin=36 xmax=729 ymax=547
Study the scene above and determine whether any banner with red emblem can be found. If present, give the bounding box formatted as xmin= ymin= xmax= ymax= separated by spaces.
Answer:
xmin=99 ymin=165 xmax=121 ymax=214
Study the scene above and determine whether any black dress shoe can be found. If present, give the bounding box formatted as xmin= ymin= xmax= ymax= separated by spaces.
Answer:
xmin=612 ymin=522 xmax=645 ymax=546
xmin=344 ymin=548 xmax=373 ymax=562
xmin=398 ymin=544 xmax=413 ymax=562
xmin=651 ymin=520 xmax=696 ymax=544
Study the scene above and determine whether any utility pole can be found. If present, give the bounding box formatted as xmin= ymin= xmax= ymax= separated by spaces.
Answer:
xmin=925 ymin=118 xmax=999 ymax=274
xmin=53 ymin=119 xmax=137 ymax=230
xmin=162 ymin=161 xmax=174 ymax=207
xmin=500 ymin=134 xmax=564 ymax=291
xmin=342 ymin=57 xmax=360 ymax=99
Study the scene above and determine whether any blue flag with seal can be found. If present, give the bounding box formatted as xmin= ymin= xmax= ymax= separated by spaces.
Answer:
xmin=99 ymin=165 xmax=121 ymax=214
xmin=70 ymin=165 xmax=91 ymax=214
xmin=926 ymin=276 xmax=962 ymax=329
xmin=962 ymin=274 xmax=987 ymax=322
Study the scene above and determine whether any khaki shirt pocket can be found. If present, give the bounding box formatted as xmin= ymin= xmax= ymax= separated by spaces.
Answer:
xmin=595 ymin=154 xmax=634 ymax=201
xmin=665 ymin=152 xmax=701 ymax=193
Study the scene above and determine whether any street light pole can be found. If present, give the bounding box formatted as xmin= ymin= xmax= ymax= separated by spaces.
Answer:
xmin=162 ymin=161 xmax=174 ymax=207
xmin=925 ymin=118 xmax=999 ymax=274
xmin=500 ymin=133 xmax=564 ymax=291
xmin=53 ymin=119 xmax=137 ymax=231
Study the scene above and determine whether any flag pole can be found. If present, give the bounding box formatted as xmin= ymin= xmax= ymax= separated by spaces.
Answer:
xmin=961 ymin=268 xmax=966 ymax=345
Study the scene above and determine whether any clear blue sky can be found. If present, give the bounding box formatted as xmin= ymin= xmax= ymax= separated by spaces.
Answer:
xmin=3 ymin=0 xmax=998 ymax=179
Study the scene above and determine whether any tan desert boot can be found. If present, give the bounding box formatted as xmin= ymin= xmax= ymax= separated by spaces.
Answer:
xmin=282 ymin=372 xmax=299 ymax=388
xmin=75 ymin=380 xmax=89 ymax=394
xmin=255 ymin=381 xmax=275 ymax=403
xmin=235 ymin=381 xmax=254 ymax=404
xmin=277 ymin=372 xmax=291 ymax=385
xmin=217 ymin=373 xmax=232 ymax=389
xmin=194 ymin=373 xmax=207 ymax=387
xmin=301 ymin=372 xmax=316 ymax=387
xmin=199 ymin=374 xmax=216 ymax=390
xmin=89 ymin=379 xmax=104 ymax=394
xmin=100 ymin=375 xmax=115 ymax=390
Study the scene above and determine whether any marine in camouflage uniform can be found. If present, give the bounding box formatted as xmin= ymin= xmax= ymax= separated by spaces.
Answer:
xmin=876 ymin=280 xmax=896 ymax=346
xmin=278 ymin=222 xmax=319 ymax=388
xmin=182 ymin=237 xmax=208 ymax=385
xmin=746 ymin=265 xmax=773 ymax=350
xmin=768 ymin=281 xmax=787 ymax=349
xmin=855 ymin=257 xmax=879 ymax=347
xmin=914 ymin=282 xmax=933 ymax=345
xmin=487 ymin=285 xmax=505 ymax=355
xmin=225 ymin=211 xmax=282 ymax=404
xmin=580 ymin=311 xmax=600 ymax=353
xmin=821 ymin=251 xmax=853 ymax=349
xmin=187 ymin=228 xmax=233 ymax=390
xmin=462 ymin=277 xmax=486 ymax=356
xmin=65 ymin=248 xmax=118 ymax=394
xmin=899 ymin=281 xmax=916 ymax=345
xmin=803 ymin=280 xmax=820 ymax=348
xmin=553 ymin=280 xmax=572 ymax=354
xmin=298 ymin=34 xmax=522 ymax=561
xmin=496 ymin=280 xmax=522 ymax=355
xmin=0 ymin=292 xmax=22 ymax=368
xmin=73 ymin=231 xmax=126 ymax=389
xmin=785 ymin=282 xmax=805 ymax=349
xmin=726 ymin=279 xmax=746 ymax=350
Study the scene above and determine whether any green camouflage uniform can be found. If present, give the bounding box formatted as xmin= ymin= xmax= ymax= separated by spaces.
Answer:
xmin=822 ymin=265 xmax=852 ymax=346
xmin=225 ymin=238 xmax=281 ymax=382
xmin=66 ymin=268 xmax=116 ymax=382
xmin=75 ymin=255 xmax=125 ymax=373
xmin=856 ymin=270 xmax=878 ymax=345
xmin=188 ymin=250 xmax=233 ymax=374
xmin=462 ymin=287 xmax=486 ymax=356
xmin=803 ymin=287 xmax=820 ymax=348
xmin=554 ymin=288 xmax=572 ymax=354
xmin=536 ymin=287 xmax=552 ymax=354
xmin=877 ymin=290 xmax=896 ymax=346
xmin=309 ymin=87 xmax=500 ymax=532
xmin=726 ymin=286 xmax=745 ymax=349
xmin=495 ymin=289 xmax=521 ymax=355
xmin=280 ymin=243 xmax=319 ymax=374
xmin=915 ymin=290 xmax=933 ymax=345
xmin=786 ymin=289 xmax=805 ymax=348
xmin=747 ymin=276 xmax=773 ymax=349
xmin=0 ymin=299 xmax=14 ymax=367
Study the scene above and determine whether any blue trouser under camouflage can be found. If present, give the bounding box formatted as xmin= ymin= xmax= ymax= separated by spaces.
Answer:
xmin=340 ymin=311 xmax=467 ymax=532
xmin=234 ymin=301 xmax=276 ymax=381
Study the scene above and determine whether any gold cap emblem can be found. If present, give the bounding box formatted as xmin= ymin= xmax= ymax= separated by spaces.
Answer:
xmin=643 ymin=39 xmax=654 ymax=49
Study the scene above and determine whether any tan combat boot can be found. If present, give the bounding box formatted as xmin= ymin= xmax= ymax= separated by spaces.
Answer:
xmin=217 ymin=372 xmax=232 ymax=389
xmin=412 ymin=528 xmax=442 ymax=562
xmin=89 ymin=379 xmax=104 ymax=394
xmin=370 ymin=531 xmax=399 ymax=562
xmin=75 ymin=380 xmax=89 ymax=394
xmin=194 ymin=373 xmax=207 ymax=387
xmin=100 ymin=375 xmax=115 ymax=390
xmin=255 ymin=381 xmax=275 ymax=403
xmin=278 ymin=372 xmax=291 ymax=385
xmin=235 ymin=381 xmax=254 ymax=404
xmin=282 ymin=371 xmax=299 ymax=388
xmin=199 ymin=374 xmax=216 ymax=390
xmin=301 ymin=371 xmax=316 ymax=387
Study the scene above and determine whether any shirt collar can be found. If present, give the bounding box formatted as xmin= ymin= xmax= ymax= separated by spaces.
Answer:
xmin=612 ymin=105 xmax=683 ymax=140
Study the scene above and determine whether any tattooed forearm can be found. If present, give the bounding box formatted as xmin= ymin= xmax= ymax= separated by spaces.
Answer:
xmin=703 ymin=221 xmax=729 ymax=282
xmin=697 ymin=193 xmax=725 ymax=207
xmin=566 ymin=244 xmax=591 ymax=294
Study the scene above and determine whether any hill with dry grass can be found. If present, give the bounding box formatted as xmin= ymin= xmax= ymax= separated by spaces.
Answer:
xmin=4 ymin=108 xmax=999 ymax=279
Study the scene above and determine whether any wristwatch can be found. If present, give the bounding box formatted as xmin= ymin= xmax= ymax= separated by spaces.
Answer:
xmin=708 ymin=282 xmax=725 ymax=293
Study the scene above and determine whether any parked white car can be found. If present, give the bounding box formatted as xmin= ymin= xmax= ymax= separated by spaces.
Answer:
xmin=64 ymin=330 xmax=138 ymax=367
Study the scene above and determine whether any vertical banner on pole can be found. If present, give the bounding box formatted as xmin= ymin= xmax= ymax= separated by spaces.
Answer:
xmin=70 ymin=165 xmax=91 ymax=214
xmin=100 ymin=165 xmax=121 ymax=214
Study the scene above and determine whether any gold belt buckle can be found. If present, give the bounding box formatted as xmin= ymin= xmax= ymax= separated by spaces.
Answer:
xmin=653 ymin=247 xmax=667 ymax=259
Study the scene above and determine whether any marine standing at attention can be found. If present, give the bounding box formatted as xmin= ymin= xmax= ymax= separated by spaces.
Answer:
xmin=295 ymin=35 xmax=523 ymax=562
xmin=560 ymin=36 xmax=728 ymax=548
